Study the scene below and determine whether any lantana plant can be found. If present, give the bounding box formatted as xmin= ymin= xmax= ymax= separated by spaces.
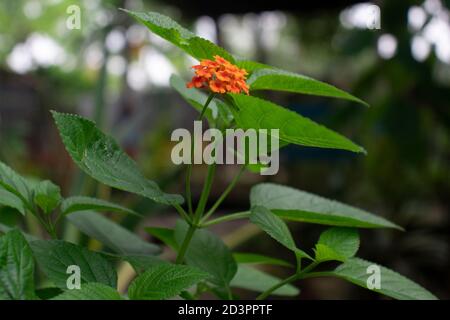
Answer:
xmin=0 ymin=10 xmax=437 ymax=300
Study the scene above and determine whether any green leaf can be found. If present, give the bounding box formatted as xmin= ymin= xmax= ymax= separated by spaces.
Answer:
xmin=33 ymin=180 xmax=62 ymax=214
xmin=0 ymin=187 xmax=26 ymax=215
xmin=234 ymin=59 xmax=273 ymax=73
xmin=326 ymin=258 xmax=437 ymax=300
xmin=233 ymin=252 xmax=293 ymax=267
xmin=52 ymin=283 xmax=122 ymax=300
xmin=0 ymin=230 xmax=36 ymax=300
xmin=251 ymin=183 xmax=402 ymax=229
xmin=250 ymin=206 xmax=296 ymax=251
xmin=123 ymin=10 xmax=234 ymax=62
xmin=315 ymin=227 xmax=359 ymax=262
xmin=0 ymin=161 xmax=32 ymax=208
xmin=247 ymin=68 xmax=368 ymax=106
xmin=230 ymin=265 xmax=299 ymax=297
xmin=35 ymin=287 xmax=63 ymax=300
xmin=67 ymin=211 xmax=160 ymax=255
xmin=174 ymin=220 xmax=237 ymax=287
xmin=51 ymin=111 xmax=183 ymax=206
xmin=128 ymin=263 xmax=209 ymax=300
xmin=145 ymin=227 xmax=178 ymax=251
xmin=170 ymin=74 xmax=233 ymax=128
xmin=30 ymin=240 xmax=117 ymax=289
xmin=61 ymin=196 xmax=138 ymax=216
xmin=123 ymin=255 xmax=169 ymax=274
xmin=231 ymin=94 xmax=366 ymax=154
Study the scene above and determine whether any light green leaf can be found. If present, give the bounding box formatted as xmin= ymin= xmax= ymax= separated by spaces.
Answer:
xmin=233 ymin=252 xmax=293 ymax=267
xmin=315 ymin=227 xmax=359 ymax=262
xmin=0 ymin=230 xmax=36 ymax=300
xmin=33 ymin=180 xmax=62 ymax=214
xmin=234 ymin=59 xmax=273 ymax=73
xmin=327 ymin=258 xmax=437 ymax=300
xmin=51 ymin=111 xmax=183 ymax=206
xmin=175 ymin=220 xmax=237 ymax=287
xmin=250 ymin=206 xmax=296 ymax=251
xmin=0 ymin=188 xmax=26 ymax=215
xmin=251 ymin=183 xmax=401 ymax=229
xmin=247 ymin=68 xmax=368 ymax=106
xmin=0 ymin=161 xmax=32 ymax=208
xmin=30 ymin=240 xmax=117 ymax=289
xmin=61 ymin=196 xmax=138 ymax=216
xmin=145 ymin=227 xmax=178 ymax=251
xmin=230 ymin=265 xmax=299 ymax=297
xmin=52 ymin=283 xmax=121 ymax=300
xmin=67 ymin=211 xmax=160 ymax=255
xmin=128 ymin=263 xmax=209 ymax=300
xmin=123 ymin=10 xmax=234 ymax=62
xmin=231 ymin=94 xmax=366 ymax=154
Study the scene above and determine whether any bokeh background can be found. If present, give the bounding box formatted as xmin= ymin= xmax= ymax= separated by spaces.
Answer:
xmin=0 ymin=0 xmax=448 ymax=299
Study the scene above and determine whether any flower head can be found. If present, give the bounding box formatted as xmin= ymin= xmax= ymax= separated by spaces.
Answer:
xmin=187 ymin=55 xmax=249 ymax=95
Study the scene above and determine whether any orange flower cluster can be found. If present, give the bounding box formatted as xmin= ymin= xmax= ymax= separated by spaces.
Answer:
xmin=187 ymin=55 xmax=249 ymax=95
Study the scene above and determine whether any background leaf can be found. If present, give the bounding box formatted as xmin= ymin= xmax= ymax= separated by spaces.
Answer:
xmin=61 ymin=196 xmax=138 ymax=216
xmin=175 ymin=220 xmax=237 ymax=288
xmin=52 ymin=283 xmax=121 ymax=300
xmin=51 ymin=111 xmax=183 ymax=206
xmin=145 ymin=227 xmax=178 ymax=251
xmin=315 ymin=227 xmax=359 ymax=262
xmin=231 ymin=94 xmax=366 ymax=153
xmin=0 ymin=187 xmax=26 ymax=215
xmin=247 ymin=68 xmax=368 ymax=106
xmin=67 ymin=211 xmax=160 ymax=256
xmin=251 ymin=183 xmax=401 ymax=229
xmin=0 ymin=230 xmax=36 ymax=300
xmin=30 ymin=240 xmax=117 ymax=289
xmin=230 ymin=265 xmax=299 ymax=297
xmin=326 ymin=257 xmax=437 ymax=300
xmin=128 ymin=263 xmax=209 ymax=300
xmin=0 ymin=161 xmax=32 ymax=208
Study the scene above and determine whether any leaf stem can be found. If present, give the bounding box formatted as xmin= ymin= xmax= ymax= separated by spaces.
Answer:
xmin=175 ymin=224 xmax=196 ymax=264
xmin=256 ymin=261 xmax=320 ymax=300
xmin=201 ymin=211 xmax=251 ymax=228
xmin=193 ymin=163 xmax=216 ymax=222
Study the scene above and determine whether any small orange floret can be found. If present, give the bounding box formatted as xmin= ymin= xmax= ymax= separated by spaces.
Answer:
xmin=187 ymin=55 xmax=250 ymax=95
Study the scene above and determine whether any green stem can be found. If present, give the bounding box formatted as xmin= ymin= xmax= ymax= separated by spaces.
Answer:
xmin=256 ymin=261 xmax=320 ymax=300
xmin=193 ymin=163 xmax=216 ymax=222
xmin=201 ymin=211 xmax=251 ymax=228
xmin=173 ymin=203 xmax=191 ymax=223
xmin=175 ymin=224 xmax=196 ymax=264
xmin=201 ymin=165 xmax=245 ymax=223
xmin=185 ymin=93 xmax=215 ymax=216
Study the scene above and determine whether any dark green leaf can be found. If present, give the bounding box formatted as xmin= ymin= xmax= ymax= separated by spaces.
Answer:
xmin=250 ymin=206 xmax=296 ymax=251
xmin=233 ymin=252 xmax=293 ymax=267
xmin=30 ymin=240 xmax=117 ymax=289
xmin=145 ymin=227 xmax=178 ymax=251
xmin=51 ymin=111 xmax=183 ymax=206
xmin=61 ymin=196 xmax=138 ymax=216
xmin=128 ymin=263 xmax=209 ymax=300
xmin=230 ymin=265 xmax=299 ymax=297
xmin=231 ymin=94 xmax=366 ymax=154
xmin=315 ymin=227 xmax=359 ymax=262
xmin=35 ymin=287 xmax=63 ymax=300
xmin=0 ymin=161 xmax=32 ymax=209
xmin=251 ymin=183 xmax=401 ymax=229
xmin=174 ymin=220 xmax=237 ymax=287
xmin=0 ymin=230 xmax=36 ymax=300
xmin=67 ymin=211 xmax=160 ymax=255
xmin=327 ymin=258 xmax=437 ymax=300
xmin=123 ymin=255 xmax=168 ymax=274
xmin=33 ymin=180 xmax=62 ymax=214
xmin=52 ymin=283 xmax=121 ymax=300
xmin=247 ymin=68 xmax=368 ymax=106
